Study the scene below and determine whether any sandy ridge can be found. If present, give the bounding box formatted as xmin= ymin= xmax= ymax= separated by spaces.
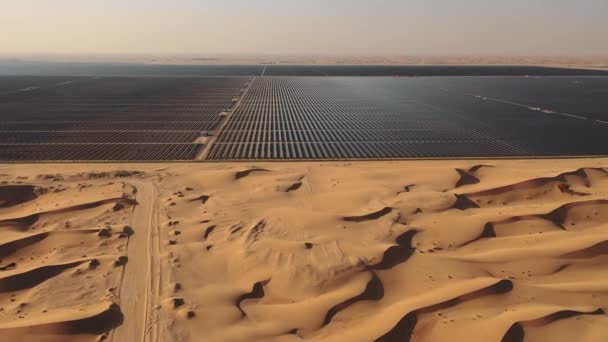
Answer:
xmin=0 ymin=159 xmax=607 ymax=341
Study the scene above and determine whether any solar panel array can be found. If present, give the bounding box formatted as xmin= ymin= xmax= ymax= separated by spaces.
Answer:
xmin=1 ymin=74 xmax=607 ymax=161
xmin=262 ymin=65 xmax=608 ymax=77
xmin=3 ymin=62 xmax=608 ymax=77
xmin=208 ymin=76 xmax=608 ymax=160
xmin=0 ymin=76 xmax=250 ymax=160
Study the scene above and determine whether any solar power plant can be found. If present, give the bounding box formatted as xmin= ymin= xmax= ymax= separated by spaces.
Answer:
xmin=0 ymin=76 xmax=251 ymax=160
xmin=3 ymin=62 xmax=608 ymax=77
xmin=262 ymin=65 xmax=608 ymax=77
xmin=1 ymin=72 xmax=607 ymax=161
xmin=207 ymin=76 xmax=608 ymax=160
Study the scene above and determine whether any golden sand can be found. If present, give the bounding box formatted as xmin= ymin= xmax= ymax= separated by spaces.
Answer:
xmin=0 ymin=159 xmax=607 ymax=341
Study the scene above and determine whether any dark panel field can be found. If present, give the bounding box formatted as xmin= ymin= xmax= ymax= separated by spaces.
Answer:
xmin=263 ymin=65 xmax=608 ymax=77
xmin=208 ymin=76 xmax=608 ymax=160
xmin=3 ymin=61 xmax=608 ymax=77
xmin=0 ymin=76 xmax=250 ymax=160
xmin=1 ymin=75 xmax=607 ymax=161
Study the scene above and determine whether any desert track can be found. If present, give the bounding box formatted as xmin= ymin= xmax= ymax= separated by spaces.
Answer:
xmin=111 ymin=180 xmax=159 ymax=342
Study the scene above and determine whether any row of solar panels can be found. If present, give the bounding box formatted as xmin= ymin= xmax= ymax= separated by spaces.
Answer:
xmin=0 ymin=144 xmax=203 ymax=161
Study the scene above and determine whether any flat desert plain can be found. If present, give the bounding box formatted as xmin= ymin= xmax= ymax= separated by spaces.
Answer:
xmin=0 ymin=159 xmax=607 ymax=342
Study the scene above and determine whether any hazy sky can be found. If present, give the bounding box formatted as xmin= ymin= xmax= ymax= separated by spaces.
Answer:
xmin=2 ymin=0 xmax=607 ymax=56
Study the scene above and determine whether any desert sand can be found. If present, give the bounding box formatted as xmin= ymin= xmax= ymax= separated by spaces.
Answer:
xmin=0 ymin=158 xmax=607 ymax=341
xmin=6 ymin=54 xmax=608 ymax=69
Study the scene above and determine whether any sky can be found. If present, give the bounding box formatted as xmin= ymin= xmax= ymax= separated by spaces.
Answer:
xmin=1 ymin=0 xmax=608 ymax=57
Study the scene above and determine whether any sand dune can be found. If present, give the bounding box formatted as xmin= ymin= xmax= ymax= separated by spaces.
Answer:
xmin=0 ymin=171 xmax=138 ymax=341
xmin=0 ymin=159 xmax=606 ymax=341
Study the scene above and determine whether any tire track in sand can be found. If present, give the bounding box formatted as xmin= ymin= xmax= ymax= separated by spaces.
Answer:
xmin=111 ymin=180 xmax=161 ymax=342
